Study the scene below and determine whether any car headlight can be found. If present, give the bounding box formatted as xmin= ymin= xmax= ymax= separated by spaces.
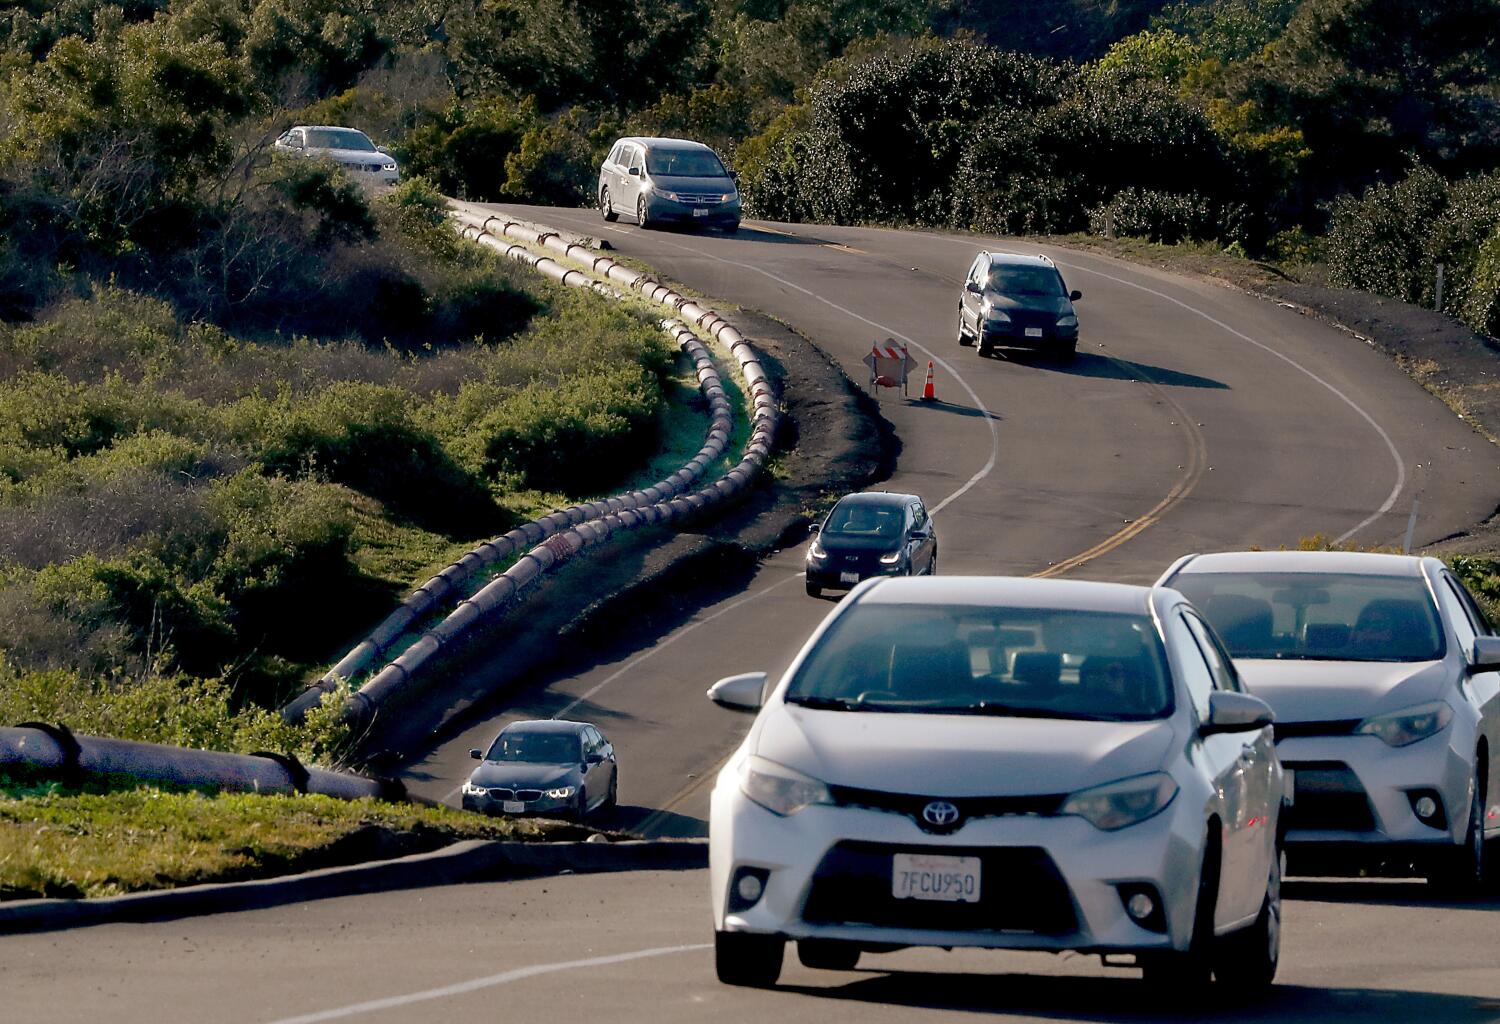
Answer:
xmin=807 ymin=540 xmax=827 ymax=561
xmin=739 ymin=756 xmax=833 ymax=816
xmin=382 ymin=161 xmax=397 ymax=171
xmin=545 ymin=786 xmax=577 ymax=799
xmin=658 ymin=189 xmax=681 ymax=201
xmin=1056 ymin=314 xmax=1079 ymax=328
xmin=462 ymin=781 xmax=488 ymax=796
xmin=1060 ymin=772 xmax=1178 ymax=831
xmin=982 ymin=305 xmax=1011 ymax=323
xmin=719 ymin=193 xmax=735 ymax=201
xmin=1355 ymin=701 xmax=1453 ymax=747
xmin=879 ymin=550 xmax=902 ymax=564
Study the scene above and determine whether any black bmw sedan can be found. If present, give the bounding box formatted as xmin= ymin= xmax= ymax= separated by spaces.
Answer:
xmin=805 ymin=491 xmax=937 ymax=598
xmin=462 ymin=719 xmax=618 ymax=821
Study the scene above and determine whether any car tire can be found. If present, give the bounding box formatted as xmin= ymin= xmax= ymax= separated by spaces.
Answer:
xmin=928 ymin=550 xmax=938 ymax=576
xmin=1058 ymin=339 xmax=1078 ymax=362
xmin=574 ymin=787 xmax=588 ymax=821
xmin=637 ymin=195 xmax=652 ymax=229
xmin=1430 ymin=764 xmax=1487 ymax=896
xmin=797 ymin=939 xmax=860 ymax=971
xmin=1141 ymin=841 xmax=1216 ymax=992
xmin=603 ymin=771 xmax=618 ymax=812
xmin=957 ymin=307 xmax=973 ymax=347
xmin=1214 ymin=844 xmax=1280 ymax=994
xmin=714 ymin=931 xmax=783 ymax=987
xmin=977 ymin=337 xmax=993 ymax=358
xmin=805 ymin=581 xmax=822 ymax=598
xmin=722 ymin=221 xmax=740 ymax=234
xmin=600 ymin=187 xmax=618 ymax=222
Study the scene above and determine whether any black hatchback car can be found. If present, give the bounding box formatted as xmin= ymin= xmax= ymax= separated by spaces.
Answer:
xmin=957 ymin=251 xmax=1082 ymax=360
xmin=804 ymin=491 xmax=937 ymax=598
xmin=462 ymin=719 xmax=618 ymax=821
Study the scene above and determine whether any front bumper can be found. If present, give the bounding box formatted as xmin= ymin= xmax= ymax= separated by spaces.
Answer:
xmin=805 ymin=558 xmax=907 ymax=590
xmin=462 ymin=789 xmax=576 ymax=818
xmin=1276 ymin=731 xmax=1471 ymax=862
xmin=979 ymin=322 xmax=1077 ymax=351
xmin=709 ymin=771 xmax=1206 ymax=954
xmin=642 ymin=193 xmax=741 ymax=227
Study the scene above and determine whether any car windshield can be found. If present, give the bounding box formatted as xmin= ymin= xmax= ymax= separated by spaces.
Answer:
xmin=822 ymin=502 xmax=904 ymax=539
xmin=785 ymin=604 xmax=1172 ymax=720
xmin=645 ymin=148 xmax=727 ymax=177
xmin=988 ymin=265 xmax=1064 ymax=296
xmin=1170 ymin=572 xmax=1444 ymax=662
xmin=304 ymin=129 xmax=376 ymax=152
xmin=486 ymin=731 xmax=580 ymax=764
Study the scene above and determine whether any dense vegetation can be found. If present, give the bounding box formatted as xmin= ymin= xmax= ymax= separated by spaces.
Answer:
xmin=3 ymin=0 xmax=1499 ymax=762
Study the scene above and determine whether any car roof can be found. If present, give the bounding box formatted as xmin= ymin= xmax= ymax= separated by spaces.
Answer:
xmin=833 ymin=491 xmax=921 ymax=508
xmin=854 ymin=575 xmax=1159 ymax=615
xmin=290 ymin=125 xmax=371 ymax=134
xmin=615 ymin=137 xmax=714 ymax=151
xmin=1171 ymin=550 xmax=1430 ymax=577
xmin=501 ymin=719 xmax=589 ymax=735
xmin=984 ymin=251 xmax=1057 ymax=270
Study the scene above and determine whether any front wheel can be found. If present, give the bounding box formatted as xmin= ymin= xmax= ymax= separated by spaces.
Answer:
xmin=805 ymin=581 xmax=822 ymax=598
xmin=976 ymin=336 xmax=993 ymax=358
xmin=1214 ymin=846 xmax=1280 ymax=994
xmin=636 ymin=195 xmax=651 ymax=229
xmin=722 ymin=220 xmax=740 ymax=234
xmin=1430 ymin=765 xmax=1487 ymax=896
xmin=602 ymin=771 xmax=618 ymax=812
xmin=1057 ymin=339 xmax=1078 ymax=362
xmin=600 ymin=187 xmax=618 ymax=222
xmin=573 ymin=787 xmax=588 ymax=821
xmin=957 ymin=307 xmax=973 ymax=347
xmin=1142 ymin=844 xmax=1217 ymax=992
xmin=715 ymin=931 xmax=784 ymax=987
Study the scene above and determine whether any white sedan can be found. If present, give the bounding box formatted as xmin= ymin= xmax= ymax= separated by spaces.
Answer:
xmin=273 ymin=125 xmax=399 ymax=185
xmin=706 ymin=576 xmax=1284 ymax=990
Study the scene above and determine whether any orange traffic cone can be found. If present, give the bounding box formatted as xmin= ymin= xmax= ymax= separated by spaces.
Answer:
xmin=921 ymin=361 xmax=937 ymax=401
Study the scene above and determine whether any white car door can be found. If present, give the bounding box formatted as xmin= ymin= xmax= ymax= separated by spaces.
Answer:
xmin=1437 ymin=573 xmax=1500 ymax=836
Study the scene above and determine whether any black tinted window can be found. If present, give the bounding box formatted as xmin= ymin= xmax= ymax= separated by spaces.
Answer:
xmin=645 ymin=148 xmax=727 ymax=177
xmin=988 ymin=265 xmax=1064 ymax=296
xmin=486 ymin=732 xmax=580 ymax=763
xmin=824 ymin=502 xmax=904 ymax=539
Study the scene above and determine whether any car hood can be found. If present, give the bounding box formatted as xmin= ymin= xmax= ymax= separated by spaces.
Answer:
xmin=468 ymin=763 xmax=578 ymax=789
xmin=816 ymin=532 xmax=901 ymax=555
xmin=312 ymin=147 xmax=390 ymax=164
xmin=1234 ymin=659 xmax=1449 ymax=722
xmin=648 ymin=174 xmax=736 ymax=193
xmin=754 ymin=704 xmax=1177 ymax=796
xmin=984 ymin=289 xmax=1071 ymax=317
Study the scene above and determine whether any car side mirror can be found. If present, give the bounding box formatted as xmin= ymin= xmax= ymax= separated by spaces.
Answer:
xmin=708 ymin=671 xmax=767 ymax=712
xmin=586 ymin=752 xmax=604 ymax=765
xmin=809 ymin=522 xmax=820 ymax=533
xmin=730 ymin=170 xmax=739 ymax=181
xmin=1470 ymin=636 xmax=1500 ymax=673
xmin=1069 ymin=290 xmax=1082 ymax=301
xmin=469 ymin=748 xmax=482 ymax=760
xmin=965 ymin=281 xmax=981 ymax=294
xmin=629 ymin=167 xmax=641 ymax=176
xmin=1200 ymin=691 xmax=1274 ymax=736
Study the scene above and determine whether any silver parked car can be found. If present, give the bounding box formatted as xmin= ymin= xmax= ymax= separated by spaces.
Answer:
xmin=706 ymin=576 xmax=1284 ymax=990
xmin=462 ymin=719 xmax=618 ymax=821
xmin=273 ymin=125 xmax=400 ymax=185
xmin=598 ymin=137 xmax=741 ymax=232
xmin=1159 ymin=551 xmax=1500 ymax=893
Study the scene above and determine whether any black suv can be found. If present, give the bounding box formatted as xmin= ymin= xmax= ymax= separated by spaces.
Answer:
xmin=957 ymin=251 xmax=1082 ymax=360
xmin=805 ymin=491 xmax=937 ymax=598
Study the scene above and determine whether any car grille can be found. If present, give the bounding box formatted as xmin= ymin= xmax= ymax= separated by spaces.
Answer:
xmin=801 ymin=842 xmax=1077 ymax=935
xmin=483 ymin=788 xmax=543 ymax=801
xmin=1274 ymin=719 xmax=1360 ymax=739
xmin=672 ymin=193 xmax=722 ymax=204
xmin=827 ymin=785 xmax=1065 ymax=833
xmin=1283 ymin=761 xmax=1375 ymax=831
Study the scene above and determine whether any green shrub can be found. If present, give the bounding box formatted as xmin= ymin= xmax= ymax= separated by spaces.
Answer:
xmin=1449 ymin=555 xmax=1500 ymax=625
xmin=1323 ymin=166 xmax=1449 ymax=302
xmin=1087 ymin=188 xmax=1239 ymax=245
xmin=1461 ymin=227 xmax=1500 ymax=340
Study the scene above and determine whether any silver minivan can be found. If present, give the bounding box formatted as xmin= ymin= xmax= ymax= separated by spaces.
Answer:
xmin=598 ymin=137 xmax=741 ymax=233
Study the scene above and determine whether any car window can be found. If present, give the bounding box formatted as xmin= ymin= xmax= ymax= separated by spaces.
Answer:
xmin=1166 ymin=612 xmax=1214 ymax=720
xmin=303 ymin=128 xmax=376 ymax=152
xmin=824 ymin=502 xmax=903 ymax=539
xmin=626 ymin=147 xmax=641 ymax=172
xmin=1446 ymin=574 xmax=1494 ymax=635
xmin=987 ymin=265 xmax=1065 ymax=296
xmin=968 ymin=256 xmax=985 ymax=286
xmin=486 ymin=731 xmax=580 ymax=764
xmin=1436 ymin=577 xmax=1479 ymax=655
xmin=645 ymin=148 xmax=727 ymax=177
xmin=607 ymin=144 xmax=623 ymax=165
xmin=912 ymin=503 xmax=927 ymax=530
xmin=1182 ymin=611 xmax=1242 ymax=692
xmin=784 ymin=604 xmax=1172 ymax=721
xmin=1169 ymin=571 xmax=1445 ymax=663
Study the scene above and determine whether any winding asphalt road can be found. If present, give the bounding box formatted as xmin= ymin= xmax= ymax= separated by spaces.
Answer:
xmin=11 ymin=211 xmax=1500 ymax=1021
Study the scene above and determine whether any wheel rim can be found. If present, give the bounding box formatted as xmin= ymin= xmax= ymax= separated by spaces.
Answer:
xmin=637 ymin=197 xmax=646 ymax=225
xmin=600 ymin=187 xmax=610 ymax=213
xmin=1467 ymin=772 xmax=1484 ymax=882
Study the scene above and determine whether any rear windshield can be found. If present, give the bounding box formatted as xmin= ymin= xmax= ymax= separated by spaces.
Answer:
xmin=645 ymin=148 xmax=727 ymax=178
xmin=988 ymin=265 xmax=1064 ymax=296
xmin=823 ymin=502 xmax=903 ymax=539
xmin=1171 ymin=572 xmax=1444 ymax=662
xmin=486 ymin=731 xmax=580 ymax=764
xmin=785 ymin=604 xmax=1172 ymax=721
xmin=304 ymin=129 xmax=376 ymax=152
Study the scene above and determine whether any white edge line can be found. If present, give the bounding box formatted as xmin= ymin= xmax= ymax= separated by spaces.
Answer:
xmin=265 ymin=943 xmax=710 ymax=1024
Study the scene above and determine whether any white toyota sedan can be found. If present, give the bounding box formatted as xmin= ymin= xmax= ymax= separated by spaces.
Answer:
xmin=706 ymin=576 xmax=1284 ymax=990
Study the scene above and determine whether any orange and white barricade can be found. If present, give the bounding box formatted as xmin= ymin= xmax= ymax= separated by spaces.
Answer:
xmin=862 ymin=340 xmax=916 ymax=399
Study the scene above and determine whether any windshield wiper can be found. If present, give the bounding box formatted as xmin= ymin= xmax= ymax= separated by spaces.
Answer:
xmin=785 ymin=695 xmax=858 ymax=711
xmin=952 ymin=702 xmax=1110 ymax=720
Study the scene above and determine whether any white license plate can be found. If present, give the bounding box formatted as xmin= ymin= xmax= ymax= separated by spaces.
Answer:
xmin=502 ymin=800 xmax=526 ymax=814
xmin=1024 ymin=327 xmax=1044 ymax=338
xmin=692 ymin=208 xmax=710 ymax=217
xmin=839 ymin=571 xmax=860 ymax=584
xmin=891 ymin=853 xmax=981 ymax=903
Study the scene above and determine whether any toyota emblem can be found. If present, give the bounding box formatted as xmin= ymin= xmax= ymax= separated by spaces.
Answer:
xmin=921 ymin=800 xmax=960 ymax=828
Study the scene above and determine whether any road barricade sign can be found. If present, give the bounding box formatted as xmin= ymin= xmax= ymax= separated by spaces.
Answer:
xmin=863 ymin=340 xmax=916 ymax=399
